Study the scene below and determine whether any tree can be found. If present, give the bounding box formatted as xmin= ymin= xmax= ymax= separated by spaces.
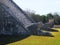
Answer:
xmin=53 ymin=13 xmax=60 ymax=25
xmin=40 ymin=15 xmax=47 ymax=23
xmin=31 ymin=14 xmax=41 ymax=22
xmin=47 ymin=13 xmax=53 ymax=19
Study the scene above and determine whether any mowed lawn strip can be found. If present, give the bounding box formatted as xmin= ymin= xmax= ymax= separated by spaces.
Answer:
xmin=7 ymin=28 xmax=60 ymax=45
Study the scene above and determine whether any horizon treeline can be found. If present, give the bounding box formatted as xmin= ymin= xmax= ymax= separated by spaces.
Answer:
xmin=25 ymin=10 xmax=60 ymax=25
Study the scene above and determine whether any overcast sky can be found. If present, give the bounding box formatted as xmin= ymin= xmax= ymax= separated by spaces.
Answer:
xmin=13 ymin=0 xmax=60 ymax=15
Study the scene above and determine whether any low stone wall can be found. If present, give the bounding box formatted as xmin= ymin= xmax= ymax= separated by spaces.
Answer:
xmin=53 ymin=25 xmax=60 ymax=28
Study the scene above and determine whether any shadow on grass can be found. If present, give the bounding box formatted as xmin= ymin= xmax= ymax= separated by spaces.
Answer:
xmin=0 ymin=34 xmax=30 ymax=45
xmin=0 ymin=32 xmax=55 ymax=45
xmin=44 ymin=29 xmax=59 ymax=32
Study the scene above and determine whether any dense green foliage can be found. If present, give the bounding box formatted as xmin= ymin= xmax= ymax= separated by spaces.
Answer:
xmin=25 ymin=11 xmax=60 ymax=25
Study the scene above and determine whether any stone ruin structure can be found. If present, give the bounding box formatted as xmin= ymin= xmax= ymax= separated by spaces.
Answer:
xmin=0 ymin=0 xmax=58 ymax=36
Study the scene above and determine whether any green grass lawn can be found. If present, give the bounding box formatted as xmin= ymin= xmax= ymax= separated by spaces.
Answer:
xmin=6 ymin=28 xmax=60 ymax=45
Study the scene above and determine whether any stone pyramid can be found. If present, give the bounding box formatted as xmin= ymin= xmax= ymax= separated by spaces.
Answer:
xmin=0 ymin=2 xmax=30 ymax=35
xmin=0 ymin=0 xmax=58 ymax=36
